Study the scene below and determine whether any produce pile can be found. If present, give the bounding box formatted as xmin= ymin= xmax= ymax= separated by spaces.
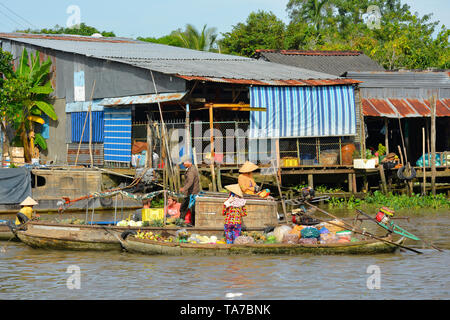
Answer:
xmin=273 ymin=220 xmax=360 ymax=245
xmin=58 ymin=218 xmax=86 ymax=225
xmin=116 ymin=220 xmax=144 ymax=227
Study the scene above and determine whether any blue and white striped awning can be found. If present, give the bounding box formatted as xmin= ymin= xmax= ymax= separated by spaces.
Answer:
xmin=103 ymin=107 xmax=132 ymax=163
xmin=249 ymin=85 xmax=357 ymax=138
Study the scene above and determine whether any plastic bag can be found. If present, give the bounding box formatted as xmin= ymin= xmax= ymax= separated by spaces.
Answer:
xmin=282 ymin=234 xmax=299 ymax=244
xmin=234 ymin=236 xmax=255 ymax=244
xmin=273 ymin=225 xmax=292 ymax=243
xmin=301 ymin=226 xmax=320 ymax=239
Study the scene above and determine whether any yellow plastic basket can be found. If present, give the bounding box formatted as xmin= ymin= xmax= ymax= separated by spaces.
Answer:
xmin=142 ymin=208 xmax=164 ymax=222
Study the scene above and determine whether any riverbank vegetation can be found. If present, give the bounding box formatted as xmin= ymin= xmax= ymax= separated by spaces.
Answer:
xmin=328 ymin=191 xmax=450 ymax=210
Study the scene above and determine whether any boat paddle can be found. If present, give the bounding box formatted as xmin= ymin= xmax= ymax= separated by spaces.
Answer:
xmin=356 ymin=208 xmax=443 ymax=252
xmin=304 ymin=202 xmax=423 ymax=254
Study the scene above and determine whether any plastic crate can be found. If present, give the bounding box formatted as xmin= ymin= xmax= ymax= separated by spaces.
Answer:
xmin=142 ymin=208 xmax=164 ymax=221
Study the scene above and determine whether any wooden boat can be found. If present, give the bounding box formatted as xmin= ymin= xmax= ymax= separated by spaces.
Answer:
xmin=121 ymin=236 xmax=406 ymax=256
xmin=13 ymin=192 xmax=280 ymax=251
xmin=14 ymin=220 xmax=270 ymax=251
xmin=0 ymin=223 xmax=17 ymax=241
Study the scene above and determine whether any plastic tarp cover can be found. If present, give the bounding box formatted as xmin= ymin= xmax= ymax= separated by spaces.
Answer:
xmin=0 ymin=168 xmax=32 ymax=204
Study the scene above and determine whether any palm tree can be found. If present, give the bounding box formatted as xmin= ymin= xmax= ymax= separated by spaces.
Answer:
xmin=14 ymin=49 xmax=57 ymax=162
xmin=288 ymin=0 xmax=331 ymax=32
xmin=175 ymin=24 xmax=218 ymax=51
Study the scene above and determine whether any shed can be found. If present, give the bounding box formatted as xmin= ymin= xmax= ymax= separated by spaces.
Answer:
xmin=344 ymin=71 xmax=450 ymax=165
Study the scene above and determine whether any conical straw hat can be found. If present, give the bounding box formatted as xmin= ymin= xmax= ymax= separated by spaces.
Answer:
xmin=239 ymin=161 xmax=259 ymax=173
xmin=225 ymin=184 xmax=243 ymax=197
xmin=20 ymin=196 xmax=38 ymax=206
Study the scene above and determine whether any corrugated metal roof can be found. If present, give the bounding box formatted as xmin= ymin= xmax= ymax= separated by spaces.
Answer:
xmin=346 ymin=71 xmax=450 ymax=88
xmin=100 ymin=92 xmax=187 ymax=106
xmin=0 ymin=33 xmax=361 ymax=86
xmin=362 ymin=98 xmax=450 ymax=118
xmin=254 ymin=50 xmax=385 ymax=76
xmin=255 ymin=50 xmax=364 ymax=56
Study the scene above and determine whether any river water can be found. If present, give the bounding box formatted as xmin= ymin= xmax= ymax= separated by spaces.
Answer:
xmin=0 ymin=208 xmax=448 ymax=300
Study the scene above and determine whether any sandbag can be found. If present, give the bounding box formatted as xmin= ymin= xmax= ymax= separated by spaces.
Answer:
xmin=282 ymin=234 xmax=299 ymax=244
xmin=299 ymin=238 xmax=318 ymax=245
xmin=234 ymin=236 xmax=255 ymax=244
xmin=273 ymin=225 xmax=292 ymax=243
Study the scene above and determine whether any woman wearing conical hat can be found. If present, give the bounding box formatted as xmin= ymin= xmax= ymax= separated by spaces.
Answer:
xmin=15 ymin=196 xmax=38 ymax=225
xmin=238 ymin=161 xmax=259 ymax=195
xmin=222 ymin=184 xmax=247 ymax=244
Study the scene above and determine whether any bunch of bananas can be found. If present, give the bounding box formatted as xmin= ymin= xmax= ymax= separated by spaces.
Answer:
xmin=135 ymin=231 xmax=174 ymax=243
xmin=242 ymin=231 xmax=266 ymax=243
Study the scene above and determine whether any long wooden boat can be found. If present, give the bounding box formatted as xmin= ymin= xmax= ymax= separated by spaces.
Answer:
xmin=0 ymin=224 xmax=17 ymax=241
xmin=121 ymin=236 xmax=406 ymax=256
xmin=14 ymin=220 xmax=269 ymax=251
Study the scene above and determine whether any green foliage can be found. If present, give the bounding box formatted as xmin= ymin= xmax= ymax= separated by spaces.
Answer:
xmin=149 ymin=219 xmax=165 ymax=227
xmin=174 ymin=218 xmax=187 ymax=227
xmin=17 ymin=23 xmax=116 ymax=37
xmin=138 ymin=31 xmax=185 ymax=47
xmin=220 ymin=10 xmax=286 ymax=57
xmin=151 ymin=197 xmax=165 ymax=208
xmin=0 ymin=49 xmax=56 ymax=161
xmin=174 ymin=24 xmax=219 ymax=52
xmin=328 ymin=191 xmax=450 ymax=210
xmin=363 ymin=191 xmax=450 ymax=210
xmin=219 ymin=0 xmax=449 ymax=70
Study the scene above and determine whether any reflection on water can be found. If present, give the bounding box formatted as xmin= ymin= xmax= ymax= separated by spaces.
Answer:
xmin=0 ymin=210 xmax=449 ymax=300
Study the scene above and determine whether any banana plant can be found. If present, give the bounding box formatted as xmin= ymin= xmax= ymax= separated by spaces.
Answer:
xmin=12 ymin=49 xmax=57 ymax=162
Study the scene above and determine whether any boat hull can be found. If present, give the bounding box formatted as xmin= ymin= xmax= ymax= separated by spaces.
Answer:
xmin=15 ymin=221 xmax=267 ymax=251
xmin=122 ymin=237 xmax=404 ymax=256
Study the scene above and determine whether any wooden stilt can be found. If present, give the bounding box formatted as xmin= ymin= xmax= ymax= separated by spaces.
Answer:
xmin=430 ymin=93 xmax=437 ymax=196
xmin=422 ymin=127 xmax=426 ymax=195
xmin=379 ymin=164 xmax=388 ymax=194
xmin=209 ymin=104 xmax=217 ymax=192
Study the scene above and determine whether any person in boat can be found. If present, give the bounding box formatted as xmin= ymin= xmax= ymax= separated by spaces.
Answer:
xmin=166 ymin=196 xmax=181 ymax=221
xmin=15 ymin=196 xmax=38 ymax=225
xmin=131 ymin=199 xmax=151 ymax=222
xmin=238 ymin=161 xmax=260 ymax=195
xmin=179 ymin=156 xmax=200 ymax=226
xmin=222 ymin=184 xmax=247 ymax=244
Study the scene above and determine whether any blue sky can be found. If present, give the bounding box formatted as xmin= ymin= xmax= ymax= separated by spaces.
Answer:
xmin=0 ymin=0 xmax=448 ymax=38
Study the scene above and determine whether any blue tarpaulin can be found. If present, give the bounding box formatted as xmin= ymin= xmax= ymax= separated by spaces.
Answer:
xmin=71 ymin=111 xmax=104 ymax=143
xmin=0 ymin=168 xmax=31 ymax=204
xmin=103 ymin=107 xmax=132 ymax=163
xmin=249 ymin=85 xmax=357 ymax=138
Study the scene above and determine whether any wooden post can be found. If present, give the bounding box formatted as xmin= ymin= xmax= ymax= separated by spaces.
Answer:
xmin=379 ymin=164 xmax=388 ymax=194
xmin=308 ymin=174 xmax=314 ymax=188
xmin=397 ymin=145 xmax=404 ymax=166
xmin=384 ymin=118 xmax=389 ymax=154
xmin=276 ymin=139 xmax=282 ymax=184
xmin=348 ymin=173 xmax=353 ymax=193
xmin=356 ymin=87 xmax=366 ymax=158
xmin=422 ymin=127 xmax=426 ymax=195
xmin=209 ymin=104 xmax=217 ymax=192
xmin=296 ymin=138 xmax=300 ymax=165
xmin=146 ymin=121 xmax=152 ymax=168
xmin=430 ymin=93 xmax=437 ymax=196
xmin=352 ymin=173 xmax=357 ymax=194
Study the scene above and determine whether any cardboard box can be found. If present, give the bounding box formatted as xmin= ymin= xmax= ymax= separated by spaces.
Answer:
xmin=12 ymin=157 xmax=25 ymax=165
xmin=353 ymin=158 xmax=378 ymax=169
xmin=10 ymin=147 xmax=24 ymax=158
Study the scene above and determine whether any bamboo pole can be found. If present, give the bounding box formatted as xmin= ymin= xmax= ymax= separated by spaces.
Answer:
xmin=422 ymin=127 xmax=426 ymax=195
xmin=384 ymin=118 xmax=389 ymax=154
xmin=430 ymin=93 xmax=437 ymax=196
xmin=75 ymin=80 xmax=96 ymax=166
xmin=209 ymin=104 xmax=217 ymax=192
xmin=305 ymin=202 xmax=422 ymax=254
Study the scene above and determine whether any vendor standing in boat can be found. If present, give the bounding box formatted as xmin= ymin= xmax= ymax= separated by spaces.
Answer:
xmin=15 ymin=196 xmax=38 ymax=225
xmin=238 ymin=161 xmax=260 ymax=195
xmin=179 ymin=156 xmax=200 ymax=226
xmin=222 ymin=184 xmax=247 ymax=244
